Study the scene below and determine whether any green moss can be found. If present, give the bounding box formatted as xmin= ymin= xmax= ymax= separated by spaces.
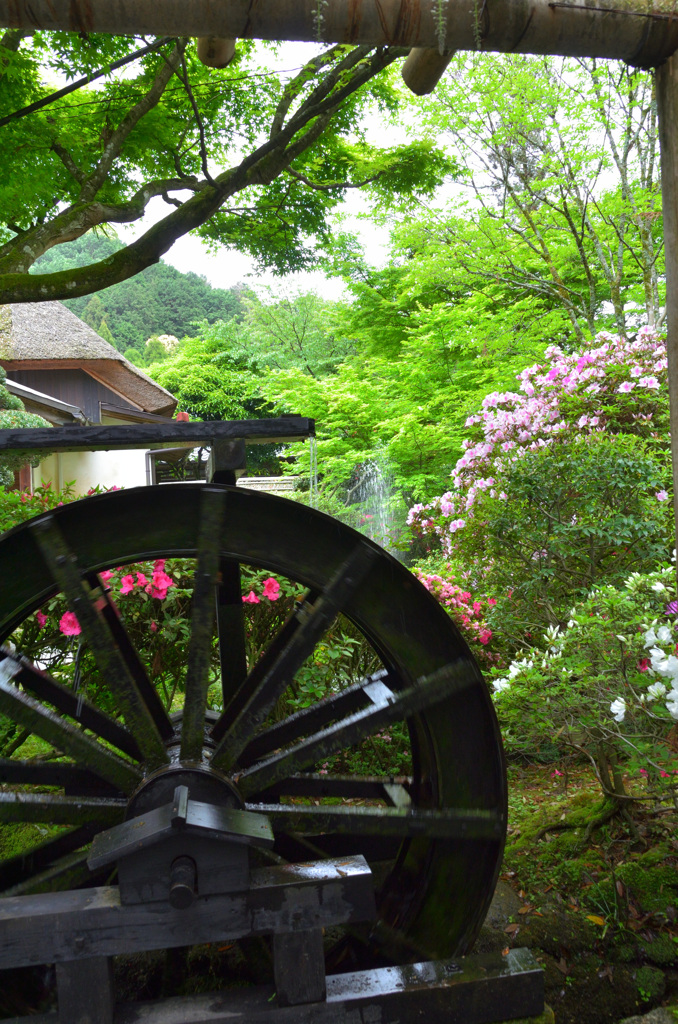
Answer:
xmin=0 ymin=822 xmax=60 ymax=860
xmin=635 ymin=965 xmax=666 ymax=1003
xmin=584 ymin=845 xmax=678 ymax=918
xmin=640 ymin=935 xmax=678 ymax=966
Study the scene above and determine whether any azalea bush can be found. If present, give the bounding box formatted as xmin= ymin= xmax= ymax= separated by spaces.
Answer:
xmin=408 ymin=328 xmax=672 ymax=634
xmin=413 ymin=561 xmax=505 ymax=669
xmin=488 ymin=564 xmax=678 ymax=806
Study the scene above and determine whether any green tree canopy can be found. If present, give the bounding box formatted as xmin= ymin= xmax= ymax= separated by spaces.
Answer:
xmin=0 ymin=32 xmax=454 ymax=303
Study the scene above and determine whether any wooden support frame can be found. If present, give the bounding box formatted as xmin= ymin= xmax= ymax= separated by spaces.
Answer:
xmin=0 ymin=856 xmax=376 ymax=967
xmin=3 ymin=948 xmax=545 ymax=1024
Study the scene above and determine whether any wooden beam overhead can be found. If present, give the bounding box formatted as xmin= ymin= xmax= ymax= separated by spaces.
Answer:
xmin=1 ymin=0 xmax=678 ymax=66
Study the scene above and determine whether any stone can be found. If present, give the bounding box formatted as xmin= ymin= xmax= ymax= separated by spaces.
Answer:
xmin=618 ymin=1007 xmax=678 ymax=1024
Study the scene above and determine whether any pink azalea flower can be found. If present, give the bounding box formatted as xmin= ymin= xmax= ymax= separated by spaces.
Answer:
xmin=154 ymin=559 xmax=166 ymax=572
xmin=478 ymin=628 xmax=492 ymax=645
xmin=488 ymin=597 xmax=497 ymax=607
xmin=59 ymin=611 xmax=81 ymax=636
xmin=656 ymin=490 xmax=669 ymax=502
xmin=660 ymin=770 xmax=670 ymax=778
xmin=36 ymin=610 xmax=47 ymax=628
xmin=150 ymin=621 xmax=158 ymax=633
xmin=242 ymin=591 xmax=260 ymax=604
xmin=146 ymin=570 xmax=175 ymax=600
xmin=262 ymin=578 xmax=281 ymax=601
xmin=99 ymin=570 xmax=114 ymax=582
xmin=473 ymin=601 xmax=483 ymax=616
xmin=120 ymin=574 xmax=136 ymax=594
xmin=136 ymin=573 xmax=148 ymax=587
xmin=638 ymin=658 xmax=650 ymax=672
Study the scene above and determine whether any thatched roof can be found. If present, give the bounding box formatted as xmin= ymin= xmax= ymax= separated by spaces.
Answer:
xmin=0 ymin=302 xmax=176 ymax=416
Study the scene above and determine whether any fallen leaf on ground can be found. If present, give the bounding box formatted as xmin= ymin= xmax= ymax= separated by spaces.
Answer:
xmin=504 ymin=923 xmax=520 ymax=935
xmin=586 ymin=915 xmax=606 ymax=926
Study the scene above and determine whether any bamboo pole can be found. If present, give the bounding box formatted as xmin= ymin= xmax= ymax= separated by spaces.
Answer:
xmin=656 ymin=56 xmax=678 ymax=580
xmin=196 ymin=36 xmax=236 ymax=68
xmin=1 ymin=0 xmax=678 ymax=67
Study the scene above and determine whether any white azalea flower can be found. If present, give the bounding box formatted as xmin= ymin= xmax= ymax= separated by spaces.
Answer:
xmin=657 ymin=625 xmax=673 ymax=645
xmin=644 ymin=628 xmax=658 ymax=647
xmin=652 ymin=581 xmax=667 ymax=593
xmin=666 ymin=693 xmax=678 ymax=720
xmin=493 ymin=679 xmax=510 ymax=694
xmin=647 ymin=681 xmax=667 ymax=701
xmin=610 ymin=698 xmax=626 ymax=723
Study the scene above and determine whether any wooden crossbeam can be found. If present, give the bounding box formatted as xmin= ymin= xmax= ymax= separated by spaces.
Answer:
xmin=0 ymin=0 xmax=677 ymax=66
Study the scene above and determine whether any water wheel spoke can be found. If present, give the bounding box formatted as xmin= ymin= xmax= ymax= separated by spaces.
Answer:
xmin=210 ymin=543 xmax=378 ymax=772
xmin=86 ymin=573 xmax=174 ymax=742
xmin=181 ymin=488 xmax=226 ymax=760
xmin=0 ymin=662 xmax=142 ymax=794
xmin=30 ymin=517 xmax=170 ymax=768
xmin=246 ymin=803 xmax=504 ymax=841
xmin=0 ymin=791 xmax=127 ymax=825
xmin=0 ymin=758 xmax=123 ymax=797
xmin=209 ymin=592 xmax=320 ymax=745
xmin=236 ymin=663 xmax=474 ymax=798
xmin=9 ymin=655 xmax=141 ymax=760
xmin=0 ymin=824 xmax=98 ymax=892
xmin=2 ymin=849 xmax=94 ymax=897
xmin=249 ymin=771 xmax=412 ymax=804
xmin=215 ymin=558 xmax=248 ymax=710
xmin=237 ymin=670 xmax=395 ymax=767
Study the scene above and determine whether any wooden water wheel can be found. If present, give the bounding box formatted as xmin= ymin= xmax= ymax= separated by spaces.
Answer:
xmin=0 ymin=476 xmax=507 ymax=995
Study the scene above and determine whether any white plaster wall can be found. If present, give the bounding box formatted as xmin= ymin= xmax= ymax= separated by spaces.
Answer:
xmin=32 ymin=449 xmax=148 ymax=495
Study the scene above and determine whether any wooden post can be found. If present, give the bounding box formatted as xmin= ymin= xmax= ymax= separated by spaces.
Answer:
xmin=273 ymin=928 xmax=326 ymax=1006
xmin=55 ymin=956 xmax=114 ymax=1024
xmin=656 ymin=56 xmax=678 ymax=590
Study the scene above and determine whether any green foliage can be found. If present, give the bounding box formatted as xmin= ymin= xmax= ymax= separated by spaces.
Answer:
xmin=202 ymin=289 xmax=354 ymax=377
xmin=33 ymin=235 xmax=248 ymax=350
xmin=263 ymin=317 xmax=541 ymax=507
xmin=0 ymin=480 xmax=76 ymax=534
xmin=1 ymin=35 xmax=452 ymax=301
xmin=406 ymin=54 xmax=663 ymax=340
xmin=450 ymin=432 xmax=671 ymax=632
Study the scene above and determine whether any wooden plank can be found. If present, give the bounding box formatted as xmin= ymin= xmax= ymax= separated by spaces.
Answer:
xmin=0 ymin=672 xmax=142 ymax=795
xmin=0 ymin=417 xmax=315 ymax=453
xmin=55 ymin=956 xmax=114 ymax=1024
xmin=247 ymin=802 xmax=504 ymax=840
xmin=0 ymin=856 xmax=376 ymax=968
xmin=1 ymin=948 xmax=544 ymax=1024
xmin=0 ymin=0 xmax=675 ymax=65
xmin=29 ymin=521 xmax=170 ymax=770
xmin=180 ymin=488 xmax=225 ymax=760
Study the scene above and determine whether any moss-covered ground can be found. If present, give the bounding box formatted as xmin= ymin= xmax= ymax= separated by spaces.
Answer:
xmin=488 ymin=763 xmax=678 ymax=1022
